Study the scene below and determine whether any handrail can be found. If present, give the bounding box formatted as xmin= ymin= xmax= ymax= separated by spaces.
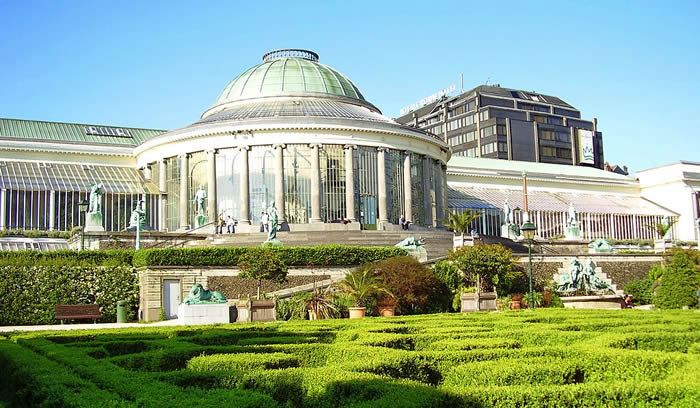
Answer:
xmin=144 ymin=221 xmax=216 ymax=250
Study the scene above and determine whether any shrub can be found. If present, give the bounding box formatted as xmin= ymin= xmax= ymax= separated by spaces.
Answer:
xmin=336 ymin=265 xmax=391 ymax=307
xmin=132 ymin=245 xmax=406 ymax=267
xmin=653 ymin=250 xmax=700 ymax=309
xmin=624 ymin=278 xmax=653 ymax=305
xmin=448 ymin=244 xmax=515 ymax=295
xmin=373 ymin=256 xmax=450 ymax=314
xmin=0 ymin=264 xmax=138 ymax=325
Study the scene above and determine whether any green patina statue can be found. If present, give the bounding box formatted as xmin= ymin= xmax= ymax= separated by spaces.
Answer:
xmin=183 ymin=284 xmax=227 ymax=305
xmin=395 ymin=236 xmax=425 ymax=250
xmin=588 ymin=238 xmax=614 ymax=253
xmin=557 ymin=258 xmax=613 ymax=294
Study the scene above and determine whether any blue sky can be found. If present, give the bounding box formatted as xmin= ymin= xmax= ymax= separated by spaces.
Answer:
xmin=1 ymin=1 xmax=698 ymax=173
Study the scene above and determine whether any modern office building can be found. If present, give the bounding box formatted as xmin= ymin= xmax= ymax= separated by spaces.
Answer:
xmin=396 ymin=85 xmax=604 ymax=169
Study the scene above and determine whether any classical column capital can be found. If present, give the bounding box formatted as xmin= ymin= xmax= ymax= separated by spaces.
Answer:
xmin=343 ymin=144 xmax=357 ymax=150
xmin=205 ymin=148 xmax=218 ymax=155
xmin=309 ymin=143 xmax=322 ymax=149
xmin=273 ymin=144 xmax=286 ymax=150
xmin=376 ymin=147 xmax=388 ymax=153
xmin=177 ymin=153 xmax=189 ymax=159
xmin=237 ymin=145 xmax=251 ymax=152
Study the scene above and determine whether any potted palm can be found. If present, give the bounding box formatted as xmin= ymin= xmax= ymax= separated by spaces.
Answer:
xmin=337 ymin=267 xmax=391 ymax=319
xmin=440 ymin=210 xmax=482 ymax=248
xmin=647 ymin=219 xmax=676 ymax=253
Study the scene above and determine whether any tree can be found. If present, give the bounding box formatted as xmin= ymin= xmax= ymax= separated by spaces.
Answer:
xmin=238 ymin=248 xmax=288 ymax=300
xmin=373 ymin=256 xmax=449 ymax=314
xmin=448 ymin=244 xmax=514 ymax=310
xmin=440 ymin=210 xmax=482 ymax=240
xmin=337 ymin=266 xmax=391 ymax=307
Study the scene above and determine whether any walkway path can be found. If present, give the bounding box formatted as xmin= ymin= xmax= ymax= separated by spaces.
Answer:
xmin=0 ymin=319 xmax=181 ymax=333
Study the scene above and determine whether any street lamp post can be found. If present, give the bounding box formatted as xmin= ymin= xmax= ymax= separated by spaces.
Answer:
xmin=78 ymin=199 xmax=89 ymax=251
xmin=521 ymin=221 xmax=536 ymax=310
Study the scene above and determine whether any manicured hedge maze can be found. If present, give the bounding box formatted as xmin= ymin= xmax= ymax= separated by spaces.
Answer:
xmin=1 ymin=309 xmax=699 ymax=407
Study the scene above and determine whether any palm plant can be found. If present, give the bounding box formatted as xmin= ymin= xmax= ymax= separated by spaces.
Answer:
xmin=337 ymin=266 xmax=392 ymax=307
xmin=645 ymin=219 xmax=677 ymax=240
xmin=440 ymin=210 xmax=482 ymax=240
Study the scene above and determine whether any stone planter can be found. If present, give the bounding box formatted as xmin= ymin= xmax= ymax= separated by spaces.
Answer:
xmin=453 ymin=235 xmax=474 ymax=248
xmin=348 ymin=306 xmax=366 ymax=319
xmin=460 ymin=291 xmax=498 ymax=312
xmin=561 ymin=295 xmax=624 ymax=310
xmin=654 ymin=239 xmax=671 ymax=253
xmin=236 ymin=300 xmax=276 ymax=322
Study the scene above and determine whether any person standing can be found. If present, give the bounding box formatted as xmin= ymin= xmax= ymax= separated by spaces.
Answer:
xmin=261 ymin=211 xmax=269 ymax=232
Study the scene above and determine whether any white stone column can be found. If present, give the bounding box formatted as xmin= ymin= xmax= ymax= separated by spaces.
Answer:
xmin=310 ymin=144 xmax=322 ymax=223
xmin=1 ymin=189 xmax=7 ymax=230
xmin=158 ymin=159 xmax=167 ymax=231
xmin=441 ymin=163 xmax=448 ymax=221
xmin=239 ymin=146 xmax=251 ymax=224
xmin=423 ymin=155 xmax=433 ymax=226
xmin=179 ymin=153 xmax=189 ymax=230
xmin=206 ymin=149 xmax=217 ymax=220
xmin=344 ymin=145 xmax=356 ymax=221
xmin=377 ymin=148 xmax=389 ymax=226
xmin=403 ymin=152 xmax=413 ymax=223
xmin=274 ymin=144 xmax=286 ymax=223
xmin=49 ymin=190 xmax=56 ymax=231
xmin=143 ymin=165 xmax=152 ymax=181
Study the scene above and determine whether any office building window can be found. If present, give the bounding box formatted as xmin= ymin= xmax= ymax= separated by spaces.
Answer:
xmin=498 ymin=142 xmax=508 ymax=153
xmin=533 ymin=115 xmax=547 ymax=124
xmin=455 ymin=105 xmax=464 ymax=115
xmin=465 ymin=130 xmax=477 ymax=143
xmin=479 ymin=110 xmax=489 ymax=121
xmin=465 ymin=99 xmax=476 ymax=112
xmin=540 ymin=146 xmax=556 ymax=157
xmin=447 ymin=120 xmax=460 ymax=132
xmin=555 ymin=131 xmax=571 ymax=143
xmin=557 ymin=148 xmax=572 ymax=159
xmin=480 ymin=125 xmax=495 ymax=139
xmin=518 ymin=103 xmax=534 ymax=111
xmin=481 ymin=142 xmax=496 ymax=155
xmin=463 ymin=113 xmax=475 ymax=126
xmin=547 ymin=116 xmax=563 ymax=125
xmin=510 ymin=91 xmax=520 ymax=98
xmin=466 ymin=147 xmax=477 ymax=157
xmin=497 ymin=124 xmax=507 ymax=135
xmin=540 ymin=129 xmax=555 ymax=141
xmin=534 ymin=105 xmax=550 ymax=112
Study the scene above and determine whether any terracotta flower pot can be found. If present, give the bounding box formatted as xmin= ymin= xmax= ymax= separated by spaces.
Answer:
xmin=348 ymin=307 xmax=366 ymax=319
xmin=378 ymin=306 xmax=395 ymax=317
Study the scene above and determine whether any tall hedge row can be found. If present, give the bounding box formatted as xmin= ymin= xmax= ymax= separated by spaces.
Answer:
xmin=0 ymin=264 xmax=138 ymax=325
xmin=131 ymin=245 xmax=407 ymax=267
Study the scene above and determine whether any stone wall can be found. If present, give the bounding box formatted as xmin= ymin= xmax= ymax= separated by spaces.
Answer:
xmin=513 ymin=255 xmax=663 ymax=292
xmin=137 ymin=265 xmax=351 ymax=322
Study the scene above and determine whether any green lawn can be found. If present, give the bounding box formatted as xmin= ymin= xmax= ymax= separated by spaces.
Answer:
xmin=1 ymin=309 xmax=699 ymax=407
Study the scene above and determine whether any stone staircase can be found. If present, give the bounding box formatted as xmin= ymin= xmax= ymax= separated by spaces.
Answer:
xmin=186 ymin=230 xmax=455 ymax=260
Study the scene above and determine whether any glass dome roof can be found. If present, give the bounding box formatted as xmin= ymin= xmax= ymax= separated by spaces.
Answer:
xmin=211 ymin=49 xmax=370 ymax=110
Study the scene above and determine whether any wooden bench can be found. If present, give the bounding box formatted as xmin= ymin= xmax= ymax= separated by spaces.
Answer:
xmin=55 ymin=304 xmax=102 ymax=324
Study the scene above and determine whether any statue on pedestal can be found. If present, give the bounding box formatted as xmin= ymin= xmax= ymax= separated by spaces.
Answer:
xmin=88 ymin=183 xmax=104 ymax=214
xmin=84 ymin=182 xmax=105 ymax=232
xmin=567 ymin=203 xmax=577 ymax=227
xmin=129 ymin=199 xmax=146 ymax=229
xmin=263 ymin=202 xmax=281 ymax=246
xmin=195 ymin=185 xmax=207 ymax=216
xmin=503 ymin=200 xmax=513 ymax=225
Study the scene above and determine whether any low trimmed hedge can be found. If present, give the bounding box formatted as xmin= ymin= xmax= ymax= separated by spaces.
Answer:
xmin=0 ymin=249 xmax=134 ymax=266
xmin=132 ymin=245 xmax=407 ymax=267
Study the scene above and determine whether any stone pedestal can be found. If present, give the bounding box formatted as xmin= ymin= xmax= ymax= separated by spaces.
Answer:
xmin=453 ymin=235 xmax=474 ymax=248
xmin=195 ymin=215 xmax=209 ymax=229
xmin=404 ymin=246 xmax=428 ymax=262
xmin=501 ymin=224 xmax=518 ymax=240
xmin=84 ymin=213 xmax=105 ymax=232
xmin=654 ymin=239 xmax=671 ymax=253
xmin=262 ymin=238 xmax=282 ymax=247
xmin=565 ymin=225 xmax=581 ymax=240
xmin=561 ymin=295 xmax=624 ymax=310
xmin=178 ymin=303 xmax=230 ymax=325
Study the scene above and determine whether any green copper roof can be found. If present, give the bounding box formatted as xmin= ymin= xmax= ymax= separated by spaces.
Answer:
xmin=0 ymin=118 xmax=165 ymax=146
xmin=213 ymin=49 xmax=367 ymax=107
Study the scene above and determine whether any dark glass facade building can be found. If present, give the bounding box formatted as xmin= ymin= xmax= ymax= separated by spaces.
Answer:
xmin=396 ymin=85 xmax=604 ymax=169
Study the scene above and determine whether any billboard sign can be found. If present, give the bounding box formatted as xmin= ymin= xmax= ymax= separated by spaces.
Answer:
xmin=578 ymin=129 xmax=594 ymax=164
xmin=400 ymin=84 xmax=456 ymax=116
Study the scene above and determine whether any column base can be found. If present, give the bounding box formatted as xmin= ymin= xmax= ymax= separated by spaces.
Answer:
xmin=310 ymin=218 xmax=322 ymax=223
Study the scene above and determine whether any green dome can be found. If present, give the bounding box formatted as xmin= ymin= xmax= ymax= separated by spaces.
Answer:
xmin=212 ymin=49 xmax=368 ymax=107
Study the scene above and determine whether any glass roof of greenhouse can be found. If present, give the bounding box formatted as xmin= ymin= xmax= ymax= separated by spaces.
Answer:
xmin=0 ymin=160 xmax=159 ymax=194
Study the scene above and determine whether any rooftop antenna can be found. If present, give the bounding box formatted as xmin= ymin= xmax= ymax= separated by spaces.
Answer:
xmin=485 ymin=77 xmax=491 ymax=86
xmin=460 ymin=73 xmax=464 ymax=93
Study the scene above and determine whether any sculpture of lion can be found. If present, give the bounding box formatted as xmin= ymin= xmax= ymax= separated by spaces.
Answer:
xmin=183 ymin=284 xmax=227 ymax=305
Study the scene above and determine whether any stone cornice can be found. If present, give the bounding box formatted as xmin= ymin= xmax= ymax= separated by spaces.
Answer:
xmin=0 ymin=138 xmax=134 ymax=157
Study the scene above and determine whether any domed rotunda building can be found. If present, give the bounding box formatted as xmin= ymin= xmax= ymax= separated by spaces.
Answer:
xmin=136 ymin=49 xmax=450 ymax=232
